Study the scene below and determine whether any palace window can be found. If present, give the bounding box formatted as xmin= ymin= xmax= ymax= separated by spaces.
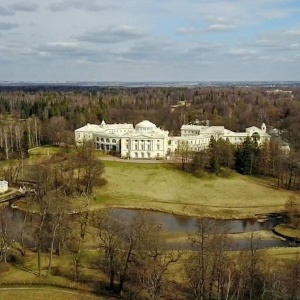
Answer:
xmin=112 ymin=139 xmax=116 ymax=143
xmin=106 ymin=138 xmax=110 ymax=143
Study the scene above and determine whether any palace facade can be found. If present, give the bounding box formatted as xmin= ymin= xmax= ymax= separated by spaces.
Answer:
xmin=75 ymin=120 xmax=270 ymax=159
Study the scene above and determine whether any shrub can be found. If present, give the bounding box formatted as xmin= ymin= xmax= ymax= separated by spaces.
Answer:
xmin=218 ymin=167 xmax=234 ymax=178
xmin=8 ymin=252 xmax=24 ymax=265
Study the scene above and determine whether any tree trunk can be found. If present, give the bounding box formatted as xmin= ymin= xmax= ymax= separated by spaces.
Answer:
xmin=37 ymin=246 xmax=42 ymax=276
xmin=47 ymin=224 xmax=59 ymax=276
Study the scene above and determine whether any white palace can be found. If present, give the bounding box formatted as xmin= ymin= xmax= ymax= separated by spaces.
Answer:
xmin=75 ymin=120 xmax=270 ymax=159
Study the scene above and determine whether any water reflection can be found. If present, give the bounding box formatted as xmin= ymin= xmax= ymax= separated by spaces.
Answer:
xmin=109 ymin=208 xmax=290 ymax=250
xmin=6 ymin=204 xmax=290 ymax=251
xmin=109 ymin=208 xmax=279 ymax=233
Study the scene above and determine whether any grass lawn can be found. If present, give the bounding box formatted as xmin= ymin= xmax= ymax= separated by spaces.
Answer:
xmin=0 ymin=189 xmax=19 ymax=200
xmin=0 ymin=250 xmax=111 ymax=299
xmin=274 ymin=224 xmax=300 ymax=239
xmin=94 ymin=161 xmax=297 ymax=219
xmin=28 ymin=146 xmax=61 ymax=156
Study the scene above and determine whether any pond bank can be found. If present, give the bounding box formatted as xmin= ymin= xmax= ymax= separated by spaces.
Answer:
xmin=10 ymin=201 xmax=291 ymax=250
xmin=273 ymin=224 xmax=300 ymax=244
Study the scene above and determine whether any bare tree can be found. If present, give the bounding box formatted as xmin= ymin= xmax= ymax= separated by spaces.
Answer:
xmin=177 ymin=141 xmax=192 ymax=171
xmin=0 ymin=207 xmax=12 ymax=263
xmin=232 ymin=233 xmax=266 ymax=300
xmin=137 ymin=247 xmax=181 ymax=300
xmin=184 ymin=219 xmax=232 ymax=300
xmin=96 ymin=211 xmax=123 ymax=291
xmin=46 ymin=196 xmax=71 ymax=276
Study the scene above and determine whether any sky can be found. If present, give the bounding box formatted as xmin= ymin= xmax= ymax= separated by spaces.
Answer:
xmin=0 ymin=0 xmax=300 ymax=82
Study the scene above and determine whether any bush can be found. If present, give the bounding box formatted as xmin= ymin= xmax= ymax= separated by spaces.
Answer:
xmin=192 ymin=169 xmax=208 ymax=178
xmin=218 ymin=167 xmax=234 ymax=178
xmin=51 ymin=266 xmax=66 ymax=277
xmin=8 ymin=252 xmax=24 ymax=265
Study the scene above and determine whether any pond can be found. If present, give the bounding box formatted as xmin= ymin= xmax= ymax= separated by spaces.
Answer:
xmin=109 ymin=208 xmax=290 ymax=250
xmin=109 ymin=208 xmax=283 ymax=233
xmin=7 ymin=203 xmax=291 ymax=250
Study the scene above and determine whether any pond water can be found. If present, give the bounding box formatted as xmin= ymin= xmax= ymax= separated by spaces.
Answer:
xmin=6 ymin=203 xmax=290 ymax=250
xmin=109 ymin=208 xmax=282 ymax=233
xmin=109 ymin=208 xmax=290 ymax=250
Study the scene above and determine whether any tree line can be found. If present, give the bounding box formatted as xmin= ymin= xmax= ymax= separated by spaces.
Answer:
xmin=0 ymin=86 xmax=300 ymax=149
xmin=179 ymin=135 xmax=300 ymax=191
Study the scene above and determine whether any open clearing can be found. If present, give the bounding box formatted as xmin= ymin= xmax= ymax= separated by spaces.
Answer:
xmin=95 ymin=161 xmax=298 ymax=219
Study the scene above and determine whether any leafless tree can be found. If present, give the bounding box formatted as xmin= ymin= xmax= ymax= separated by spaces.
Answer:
xmin=0 ymin=207 xmax=12 ymax=263
xmin=184 ymin=219 xmax=232 ymax=300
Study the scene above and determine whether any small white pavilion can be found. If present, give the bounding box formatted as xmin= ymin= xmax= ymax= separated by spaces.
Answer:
xmin=0 ymin=180 xmax=8 ymax=194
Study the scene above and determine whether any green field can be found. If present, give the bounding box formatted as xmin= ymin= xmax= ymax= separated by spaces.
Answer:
xmin=95 ymin=161 xmax=297 ymax=219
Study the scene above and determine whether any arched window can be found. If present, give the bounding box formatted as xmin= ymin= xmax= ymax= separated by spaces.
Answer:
xmin=101 ymin=138 xmax=104 ymax=142
xmin=252 ymin=132 xmax=260 ymax=142
xmin=106 ymin=138 xmax=110 ymax=143
xmin=112 ymin=139 xmax=116 ymax=143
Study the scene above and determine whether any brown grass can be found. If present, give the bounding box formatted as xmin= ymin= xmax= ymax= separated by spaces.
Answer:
xmin=0 ymin=288 xmax=105 ymax=300
xmin=274 ymin=224 xmax=300 ymax=239
xmin=93 ymin=161 xmax=297 ymax=219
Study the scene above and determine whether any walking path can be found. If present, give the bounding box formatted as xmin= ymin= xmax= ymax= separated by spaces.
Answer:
xmin=98 ymin=156 xmax=169 ymax=164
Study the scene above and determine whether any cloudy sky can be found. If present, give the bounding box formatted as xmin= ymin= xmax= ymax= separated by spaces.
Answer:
xmin=1 ymin=0 xmax=300 ymax=82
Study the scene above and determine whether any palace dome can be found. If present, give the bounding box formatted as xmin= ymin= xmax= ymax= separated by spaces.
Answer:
xmin=135 ymin=120 xmax=157 ymax=132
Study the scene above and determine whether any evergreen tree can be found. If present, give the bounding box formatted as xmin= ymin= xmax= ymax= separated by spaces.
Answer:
xmin=21 ymin=130 xmax=29 ymax=158
xmin=208 ymin=136 xmax=220 ymax=175
xmin=235 ymin=137 xmax=258 ymax=175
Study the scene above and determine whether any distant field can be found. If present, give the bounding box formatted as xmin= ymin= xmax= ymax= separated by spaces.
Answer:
xmin=95 ymin=161 xmax=297 ymax=219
